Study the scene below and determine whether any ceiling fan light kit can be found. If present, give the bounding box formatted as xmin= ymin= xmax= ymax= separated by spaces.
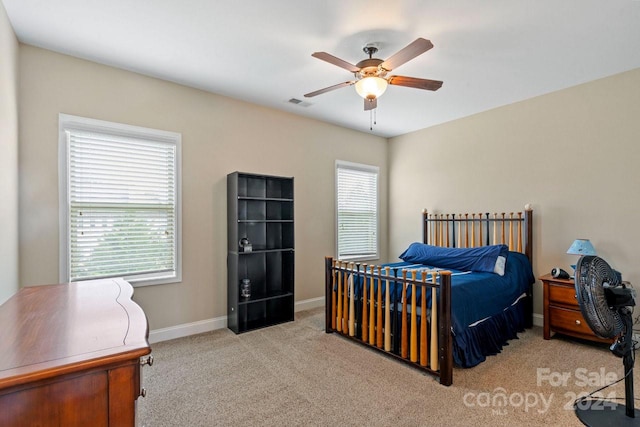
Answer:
xmin=304 ymin=37 xmax=443 ymax=129
xmin=355 ymin=76 xmax=388 ymax=100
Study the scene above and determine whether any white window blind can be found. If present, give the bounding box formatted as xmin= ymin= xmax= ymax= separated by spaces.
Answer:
xmin=336 ymin=161 xmax=379 ymax=260
xmin=59 ymin=114 xmax=181 ymax=285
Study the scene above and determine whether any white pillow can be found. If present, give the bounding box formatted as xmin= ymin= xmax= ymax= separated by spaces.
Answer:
xmin=494 ymin=255 xmax=506 ymax=276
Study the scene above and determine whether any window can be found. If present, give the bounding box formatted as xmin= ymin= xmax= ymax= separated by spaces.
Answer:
xmin=59 ymin=114 xmax=181 ymax=286
xmin=336 ymin=160 xmax=379 ymax=261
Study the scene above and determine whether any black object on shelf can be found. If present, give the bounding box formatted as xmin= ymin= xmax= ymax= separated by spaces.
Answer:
xmin=239 ymin=237 xmax=252 ymax=253
xmin=240 ymin=278 xmax=251 ymax=298
xmin=227 ymin=172 xmax=295 ymax=334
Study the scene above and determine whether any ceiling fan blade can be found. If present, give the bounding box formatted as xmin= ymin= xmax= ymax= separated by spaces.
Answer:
xmin=364 ymin=98 xmax=377 ymax=111
xmin=304 ymin=81 xmax=356 ymax=98
xmin=388 ymin=75 xmax=443 ymax=91
xmin=380 ymin=38 xmax=434 ymax=71
xmin=311 ymin=52 xmax=360 ymax=73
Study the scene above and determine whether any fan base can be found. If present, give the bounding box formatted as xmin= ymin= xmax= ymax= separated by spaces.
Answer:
xmin=576 ymin=402 xmax=640 ymax=426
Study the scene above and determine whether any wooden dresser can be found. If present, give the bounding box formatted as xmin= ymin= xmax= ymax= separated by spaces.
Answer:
xmin=541 ymin=273 xmax=613 ymax=344
xmin=0 ymin=278 xmax=151 ymax=426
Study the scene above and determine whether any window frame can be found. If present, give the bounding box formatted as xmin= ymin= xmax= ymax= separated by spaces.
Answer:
xmin=335 ymin=160 xmax=380 ymax=262
xmin=58 ymin=113 xmax=182 ymax=286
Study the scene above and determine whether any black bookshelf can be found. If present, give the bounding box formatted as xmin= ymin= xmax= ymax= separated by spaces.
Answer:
xmin=227 ymin=172 xmax=294 ymax=333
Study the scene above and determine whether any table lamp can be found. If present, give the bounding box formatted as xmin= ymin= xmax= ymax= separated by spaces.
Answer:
xmin=567 ymin=239 xmax=596 ymax=276
xmin=567 ymin=239 xmax=596 ymax=256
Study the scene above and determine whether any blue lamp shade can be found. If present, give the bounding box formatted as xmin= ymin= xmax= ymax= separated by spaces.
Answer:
xmin=566 ymin=239 xmax=596 ymax=256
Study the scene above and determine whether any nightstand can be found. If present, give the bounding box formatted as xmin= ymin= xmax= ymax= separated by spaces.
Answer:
xmin=540 ymin=273 xmax=613 ymax=343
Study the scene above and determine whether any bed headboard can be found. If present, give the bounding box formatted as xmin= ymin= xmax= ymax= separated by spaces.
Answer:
xmin=422 ymin=205 xmax=533 ymax=263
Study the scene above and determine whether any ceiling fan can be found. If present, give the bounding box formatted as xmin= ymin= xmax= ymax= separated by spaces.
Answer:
xmin=304 ymin=38 xmax=443 ymax=111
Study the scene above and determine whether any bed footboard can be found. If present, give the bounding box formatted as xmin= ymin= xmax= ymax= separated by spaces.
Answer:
xmin=324 ymin=257 xmax=453 ymax=386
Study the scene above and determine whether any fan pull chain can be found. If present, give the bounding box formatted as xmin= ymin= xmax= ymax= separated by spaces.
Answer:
xmin=369 ymin=108 xmax=378 ymax=131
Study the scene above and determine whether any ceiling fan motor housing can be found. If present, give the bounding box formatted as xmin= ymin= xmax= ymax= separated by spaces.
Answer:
xmin=355 ymin=58 xmax=387 ymax=79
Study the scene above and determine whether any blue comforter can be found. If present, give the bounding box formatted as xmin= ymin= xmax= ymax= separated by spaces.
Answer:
xmin=354 ymin=251 xmax=534 ymax=367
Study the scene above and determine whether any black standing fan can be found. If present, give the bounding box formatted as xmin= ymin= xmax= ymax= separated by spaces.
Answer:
xmin=574 ymin=255 xmax=638 ymax=426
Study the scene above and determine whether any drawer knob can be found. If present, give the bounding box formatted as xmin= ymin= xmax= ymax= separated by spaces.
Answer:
xmin=574 ymin=294 xmax=577 ymax=299
xmin=575 ymin=319 xmax=581 ymax=325
xmin=141 ymin=388 xmax=147 ymax=398
xmin=141 ymin=355 xmax=154 ymax=366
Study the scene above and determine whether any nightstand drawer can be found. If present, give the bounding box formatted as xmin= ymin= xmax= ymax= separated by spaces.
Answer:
xmin=548 ymin=283 xmax=578 ymax=307
xmin=549 ymin=306 xmax=593 ymax=336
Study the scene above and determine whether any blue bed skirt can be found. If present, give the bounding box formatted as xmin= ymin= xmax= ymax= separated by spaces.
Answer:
xmin=453 ymin=294 xmax=526 ymax=368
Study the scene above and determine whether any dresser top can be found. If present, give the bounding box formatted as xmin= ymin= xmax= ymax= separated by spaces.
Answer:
xmin=0 ymin=278 xmax=150 ymax=389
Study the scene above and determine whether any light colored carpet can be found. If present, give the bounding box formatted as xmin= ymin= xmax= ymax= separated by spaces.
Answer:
xmin=138 ymin=308 xmax=637 ymax=426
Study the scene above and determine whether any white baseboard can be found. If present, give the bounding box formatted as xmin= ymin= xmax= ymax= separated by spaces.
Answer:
xmin=533 ymin=313 xmax=543 ymax=327
xmin=148 ymin=296 xmax=326 ymax=344
xmin=295 ymin=296 xmax=325 ymax=312
xmin=148 ymin=316 xmax=227 ymax=344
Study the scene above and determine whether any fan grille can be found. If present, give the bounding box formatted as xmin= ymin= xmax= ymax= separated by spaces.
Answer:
xmin=575 ymin=256 xmax=624 ymax=338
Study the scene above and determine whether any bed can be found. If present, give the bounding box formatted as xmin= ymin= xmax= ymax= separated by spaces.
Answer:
xmin=324 ymin=207 xmax=534 ymax=386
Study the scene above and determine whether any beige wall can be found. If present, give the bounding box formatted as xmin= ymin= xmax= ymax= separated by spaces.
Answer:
xmin=388 ymin=68 xmax=640 ymax=315
xmin=16 ymin=38 xmax=639 ymax=328
xmin=0 ymin=3 xmax=19 ymax=305
xmin=18 ymin=45 xmax=388 ymax=329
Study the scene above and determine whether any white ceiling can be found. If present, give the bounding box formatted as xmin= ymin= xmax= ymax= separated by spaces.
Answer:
xmin=3 ymin=0 xmax=640 ymax=138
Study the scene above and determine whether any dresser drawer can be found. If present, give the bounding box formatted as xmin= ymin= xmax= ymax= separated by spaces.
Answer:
xmin=548 ymin=283 xmax=579 ymax=307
